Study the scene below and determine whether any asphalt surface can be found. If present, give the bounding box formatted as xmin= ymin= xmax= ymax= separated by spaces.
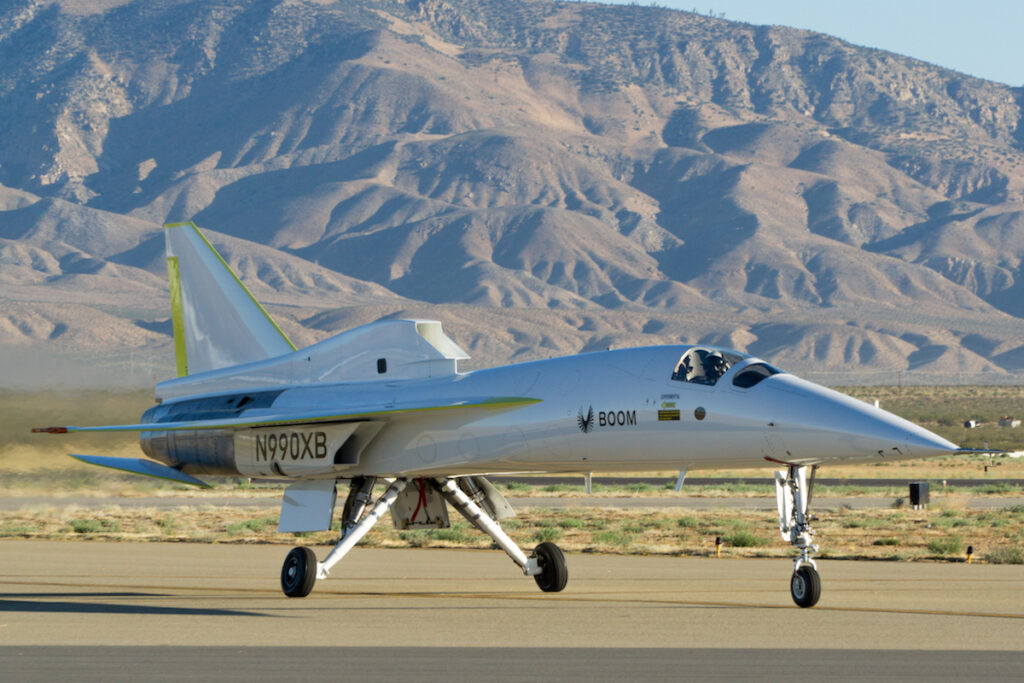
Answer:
xmin=1 ymin=542 xmax=1023 ymax=680
xmin=1 ymin=646 xmax=1021 ymax=681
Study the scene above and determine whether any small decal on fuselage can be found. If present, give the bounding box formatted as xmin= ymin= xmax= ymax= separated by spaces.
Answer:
xmin=577 ymin=406 xmax=595 ymax=433
xmin=658 ymin=409 xmax=681 ymax=421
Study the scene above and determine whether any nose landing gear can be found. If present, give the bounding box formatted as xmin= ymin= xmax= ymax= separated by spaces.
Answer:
xmin=776 ymin=464 xmax=820 ymax=607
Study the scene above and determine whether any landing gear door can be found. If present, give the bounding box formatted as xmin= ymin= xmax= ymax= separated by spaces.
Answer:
xmin=459 ymin=475 xmax=515 ymax=521
xmin=278 ymin=479 xmax=337 ymax=533
xmin=390 ymin=479 xmax=451 ymax=529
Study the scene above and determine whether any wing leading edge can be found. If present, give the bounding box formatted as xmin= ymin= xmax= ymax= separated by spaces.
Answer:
xmin=34 ymin=396 xmax=542 ymax=434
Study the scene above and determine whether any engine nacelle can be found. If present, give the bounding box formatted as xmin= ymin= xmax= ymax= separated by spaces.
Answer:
xmin=141 ymin=429 xmax=237 ymax=476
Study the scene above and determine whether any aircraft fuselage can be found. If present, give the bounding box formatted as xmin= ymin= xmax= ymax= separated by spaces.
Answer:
xmin=140 ymin=345 xmax=956 ymax=480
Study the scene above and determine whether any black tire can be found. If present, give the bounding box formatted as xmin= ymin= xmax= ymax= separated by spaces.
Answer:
xmin=532 ymin=541 xmax=568 ymax=593
xmin=790 ymin=565 xmax=821 ymax=608
xmin=281 ymin=546 xmax=317 ymax=598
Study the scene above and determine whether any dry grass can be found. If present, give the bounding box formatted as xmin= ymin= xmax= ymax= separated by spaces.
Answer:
xmin=3 ymin=503 xmax=1022 ymax=564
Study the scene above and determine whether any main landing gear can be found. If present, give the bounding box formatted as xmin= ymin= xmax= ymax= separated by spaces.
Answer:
xmin=433 ymin=478 xmax=568 ymax=593
xmin=280 ymin=477 xmax=568 ymax=598
xmin=775 ymin=464 xmax=821 ymax=608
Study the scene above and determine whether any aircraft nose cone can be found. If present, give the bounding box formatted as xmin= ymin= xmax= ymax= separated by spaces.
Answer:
xmin=761 ymin=375 xmax=958 ymax=462
xmin=901 ymin=422 xmax=959 ymax=459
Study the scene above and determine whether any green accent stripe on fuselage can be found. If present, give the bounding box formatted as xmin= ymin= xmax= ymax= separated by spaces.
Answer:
xmin=61 ymin=397 xmax=543 ymax=433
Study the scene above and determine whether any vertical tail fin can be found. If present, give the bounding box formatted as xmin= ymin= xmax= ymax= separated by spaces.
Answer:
xmin=164 ymin=221 xmax=295 ymax=376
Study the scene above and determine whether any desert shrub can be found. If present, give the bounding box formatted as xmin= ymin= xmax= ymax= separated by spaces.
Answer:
xmin=726 ymin=530 xmax=768 ymax=547
xmin=984 ymin=546 xmax=1024 ymax=564
xmin=927 ymin=534 xmax=964 ymax=556
xmin=399 ymin=530 xmax=429 ymax=547
xmin=642 ymin=518 xmax=673 ymax=530
xmin=226 ymin=517 xmax=274 ymax=534
xmin=533 ymin=527 xmax=563 ymax=543
xmin=594 ymin=530 xmax=634 ymax=547
xmin=68 ymin=519 xmax=119 ymax=533
xmin=934 ymin=515 xmax=969 ymax=529
xmin=430 ymin=525 xmax=470 ymax=543
xmin=977 ymin=483 xmax=1018 ymax=494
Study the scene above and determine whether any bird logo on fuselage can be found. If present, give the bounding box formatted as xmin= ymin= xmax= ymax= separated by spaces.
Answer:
xmin=577 ymin=406 xmax=594 ymax=433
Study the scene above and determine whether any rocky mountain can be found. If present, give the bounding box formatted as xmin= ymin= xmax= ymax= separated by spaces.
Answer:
xmin=2 ymin=0 xmax=1024 ymax=387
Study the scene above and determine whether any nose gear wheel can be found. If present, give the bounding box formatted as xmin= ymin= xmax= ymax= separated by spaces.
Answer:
xmin=790 ymin=565 xmax=821 ymax=608
xmin=776 ymin=464 xmax=822 ymax=607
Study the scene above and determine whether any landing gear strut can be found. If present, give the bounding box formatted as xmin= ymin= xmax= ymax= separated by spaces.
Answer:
xmin=775 ymin=464 xmax=821 ymax=607
xmin=432 ymin=478 xmax=568 ymax=592
xmin=279 ymin=476 xmax=567 ymax=597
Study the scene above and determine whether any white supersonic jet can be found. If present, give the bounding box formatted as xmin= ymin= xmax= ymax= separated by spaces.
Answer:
xmin=35 ymin=221 xmax=963 ymax=607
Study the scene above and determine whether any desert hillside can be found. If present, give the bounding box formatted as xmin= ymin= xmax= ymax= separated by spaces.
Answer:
xmin=2 ymin=0 xmax=1024 ymax=386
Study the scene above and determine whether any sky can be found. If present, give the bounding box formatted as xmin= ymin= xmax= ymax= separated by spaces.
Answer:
xmin=607 ymin=1 xmax=1024 ymax=86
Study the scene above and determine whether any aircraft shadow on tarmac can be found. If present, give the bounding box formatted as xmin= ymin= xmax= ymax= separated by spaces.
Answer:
xmin=0 ymin=592 xmax=269 ymax=617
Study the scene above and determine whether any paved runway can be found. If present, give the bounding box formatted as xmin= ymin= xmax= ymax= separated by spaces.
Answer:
xmin=2 ymin=541 xmax=1023 ymax=679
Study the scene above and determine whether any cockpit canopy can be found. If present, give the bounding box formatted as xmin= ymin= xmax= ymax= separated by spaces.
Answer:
xmin=670 ymin=347 xmax=783 ymax=388
xmin=671 ymin=348 xmax=745 ymax=385
xmin=731 ymin=362 xmax=782 ymax=388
